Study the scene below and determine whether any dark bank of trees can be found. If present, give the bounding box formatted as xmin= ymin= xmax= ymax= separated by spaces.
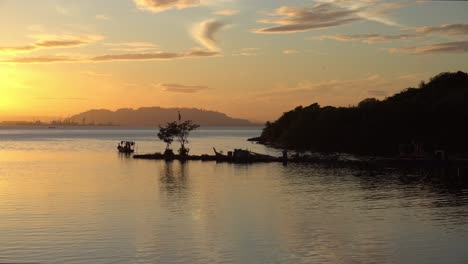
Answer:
xmin=258 ymin=71 xmax=468 ymax=156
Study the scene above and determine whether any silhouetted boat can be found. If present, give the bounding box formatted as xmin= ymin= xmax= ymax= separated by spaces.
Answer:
xmin=117 ymin=141 xmax=135 ymax=154
xmin=213 ymin=148 xmax=226 ymax=158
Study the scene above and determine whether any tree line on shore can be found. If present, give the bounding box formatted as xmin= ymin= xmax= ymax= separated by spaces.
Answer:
xmin=257 ymin=71 xmax=468 ymax=156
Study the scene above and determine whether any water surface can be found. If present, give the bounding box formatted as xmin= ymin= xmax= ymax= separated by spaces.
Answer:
xmin=1 ymin=127 xmax=467 ymax=263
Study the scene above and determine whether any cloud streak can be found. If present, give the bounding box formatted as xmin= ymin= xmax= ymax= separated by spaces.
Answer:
xmin=213 ymin=9 xmax=240 ymax=16
xmin=0 ymin=34 xmax=104 ymax=54
xmin=323 ymin=0 xmax=406 ymax=27
xmin=283 ymin=50 xmax=300 ymax=54
xmin=159 ymin=83 xmax=210 ymax=93
xmin=133 ymin=0 xmax=227 ymax=13
xmin=316 ymin=33 xmax=419 ymax=43
xmin=254 ymin=0 xmax=407 ymax=34
xmin=91 ymin=49 xmax=219 ymax=61
xmin=254 ymin=3 xmax=362 ymax=34
xmin=416 ymin=23 xmax=468 ymax=36
xmin=134 ymin=0 xmax=201 ymax=13
xmin=316 ymin=23 xmax=468 ymax=54
xmin=0 ymin=49 xmax=221 ymax=64
xmin=388 ymin=41 xmax=468 ymax=55
xmin=192 ymin=19 xmax=229 ymax=51
xmin=104 ymin=42 xmax=159 ymax=52
xmin=233 ymin=48 xmax=259 ymax=56
xmin=317 ymin=23 xmax=468 ymax=44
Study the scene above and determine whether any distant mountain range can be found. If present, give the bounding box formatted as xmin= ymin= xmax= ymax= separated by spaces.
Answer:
xmin=65 ymin=107 xmax=258 ymax=126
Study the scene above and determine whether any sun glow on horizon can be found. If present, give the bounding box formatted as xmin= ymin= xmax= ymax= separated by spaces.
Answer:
xmin=0 ymin=0 xmax=467 ymax=122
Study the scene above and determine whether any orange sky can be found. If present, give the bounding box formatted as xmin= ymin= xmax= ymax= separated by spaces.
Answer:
xmin=1 ymin=0 xmax=467 ymax=122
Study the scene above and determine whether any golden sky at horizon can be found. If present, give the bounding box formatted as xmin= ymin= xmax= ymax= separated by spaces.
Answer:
xmin=1 ymin=0 xmax=467 ymax=122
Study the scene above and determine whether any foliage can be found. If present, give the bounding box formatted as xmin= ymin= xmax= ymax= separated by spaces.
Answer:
xmin=157 ymin=121 xmax=179 ymax=150
xmin=258 ymin=71 xmax=468 ymax=156
xmin=176 ymin=120 xmax=200 ymax=156
xmin=157 ymin=120 xmax=200 ymax=156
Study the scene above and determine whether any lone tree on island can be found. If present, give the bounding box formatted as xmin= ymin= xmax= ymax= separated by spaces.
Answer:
xmin=176 ymin=120 xmax=200 ymax=156
xmin=157 ymin=121 xmax=179 ymax=155
xmin=157 ymin=116 xmax=200 ymax=157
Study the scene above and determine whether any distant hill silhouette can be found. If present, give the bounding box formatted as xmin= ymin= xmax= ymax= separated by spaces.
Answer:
xmin=65 ymin=107 xmax=257 ymax=126
xmin=257 ymin=71 xmax=468 ymax=156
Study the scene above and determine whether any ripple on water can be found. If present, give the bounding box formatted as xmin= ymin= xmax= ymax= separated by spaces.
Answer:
xmin=1 ymin=128 xmax=468 ymax=263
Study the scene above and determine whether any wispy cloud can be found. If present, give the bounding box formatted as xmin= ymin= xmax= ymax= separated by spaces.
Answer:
xmin=254 ymin=0 xmax=407 ymax=34
xmin=90 ymin=50 xmax=218 ymax=62
xmin=105 ymin=42 xmax=157 ymax=47
xmin=133 ymin=0 xmax=228 ymax=13
xmin=213 ymin=9 xmax=240 ymax=16
xmin=233 ymin=48 xmax=259 ymax=56
xmin=254 ymin=3 xmax=362 ymax=34
xmin=192 ymin=19 xmax=230 ymax=51
xmin=321 ymin=0 xmax=406 ymax=27
xmin=1 ymin=55 xmax=81 ymax=64
xmin=133 ymin=0 xmax=207 ymax=13
xmin=388 ymin=41 xmax=468 ymax=55
xmin=0 ymin=48 xmax=221 ymax=64
xmin=316 ymin=33 xmax=419 ymax=44
xmin=283 ymin=49 xmax=300 ymax=54
xmin=159 ymin=83 xmax=210 ymax=93
xmin=0 ymin=34 xmax=104 ymax=54
xmin=104 ymin=42 xmax=159 ymax=52
xmin=316 ymin=23 xmax=468 ymax=48
xmin=416 ymin=23 xmax=468 ymax=36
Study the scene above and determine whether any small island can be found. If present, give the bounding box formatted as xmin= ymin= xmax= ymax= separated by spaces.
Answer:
xmin=134 ymin=72 xmax=468 ymax=177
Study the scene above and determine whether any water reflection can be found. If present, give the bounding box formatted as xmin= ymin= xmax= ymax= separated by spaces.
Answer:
xmin=1 ymin=128 xmax=468 ymax=263
xmin=158 ymin=161 xmax=190 ymax=216
xmin=273 ymin=164 xmax=468 ymax=263
xmin=159 ymin=161 xmax=189 ymax=203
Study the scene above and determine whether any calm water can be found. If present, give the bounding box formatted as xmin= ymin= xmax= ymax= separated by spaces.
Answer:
xmin=1 ymin=127 xmax=467 ymax=264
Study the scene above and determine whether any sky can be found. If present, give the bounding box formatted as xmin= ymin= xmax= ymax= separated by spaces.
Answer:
xmin=0 ymin=0 xmax=467 ymax=122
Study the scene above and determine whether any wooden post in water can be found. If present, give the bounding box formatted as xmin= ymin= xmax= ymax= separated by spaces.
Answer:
xmin=282 ymin=150 xmax=288 ymax=166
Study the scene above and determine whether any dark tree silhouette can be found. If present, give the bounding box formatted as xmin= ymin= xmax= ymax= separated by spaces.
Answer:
xmin=157 ymin=121 xmax=179 ymax=152
xmin=157 ymin=120 xmax=200 ymax=156
xmin=257 ymin=71 xmax=468 ymax=156
xmin=176 ymin=120 xmax=200 ymax=156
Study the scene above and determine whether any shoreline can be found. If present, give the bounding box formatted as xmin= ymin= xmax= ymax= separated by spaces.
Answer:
xmin=133 ymin=152 xmax=468 ymax=176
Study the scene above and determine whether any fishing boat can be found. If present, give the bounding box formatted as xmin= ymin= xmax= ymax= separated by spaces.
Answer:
xmin=117 ymin=141 xmax=135 ymax=154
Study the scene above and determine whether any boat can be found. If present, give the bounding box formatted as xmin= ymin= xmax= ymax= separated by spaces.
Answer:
xmin=117 ymin=141 xmax=135 ymax=154
xmin=213 ymin=148 xmax=227 ymax=158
